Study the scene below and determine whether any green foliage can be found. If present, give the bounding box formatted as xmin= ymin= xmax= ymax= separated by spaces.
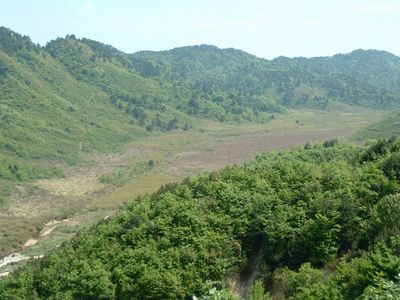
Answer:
xmin=359 ymin=137 xmax=396 ymax=163
xmin=247 ymin=280 xmax=271 ymax=300
xmin=2 ymin=139 xmax=400 ymax=298
xmin=273 ymin=263 xmax=341 ymax=299
xmin=323 ymin=138 xmax=339 ymax=148
xmin=133 ymin=46 xmax=400 ymax=110
xmin=333 ymin=243 xmax=400 ymax=299
xmin=362 ymin=273 xmax=400 ymax=299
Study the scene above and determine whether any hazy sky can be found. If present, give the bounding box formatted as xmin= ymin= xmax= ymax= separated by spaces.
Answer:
xmin=1 ymin=0 xmax=399 ymax=59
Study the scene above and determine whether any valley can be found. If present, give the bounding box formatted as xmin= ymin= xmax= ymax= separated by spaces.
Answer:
xmin=1 ymin=25 xmax=400 ymax=299
xmin=0 ymin=107 xmax=384 ymax=273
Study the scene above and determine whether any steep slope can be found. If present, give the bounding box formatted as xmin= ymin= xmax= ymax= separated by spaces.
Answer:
xmin=45 ymin=37 xmax=198 ymax=130
xmin=47 ymin=39 xmax=277 ymax=124
xmin=0 ymin=28 xmax=144 ymax=181
xmin=1 ymin=139 xmax=400 ymax=299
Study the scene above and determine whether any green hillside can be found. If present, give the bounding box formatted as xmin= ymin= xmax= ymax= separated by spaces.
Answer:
xmin=352 ymin=112 xmax=400 ymax=141
xmin=284 ymin=49 xmax=400 ymax=92
xmin=46 ymin=37 xmax=277 ymax=125
xmin=2 ymin=139 xmax=400 ymax=299
xmin=0 ymin=28 xmax=145 ymax=181
xmin=132 ymin=45 xmax=400 ymax=109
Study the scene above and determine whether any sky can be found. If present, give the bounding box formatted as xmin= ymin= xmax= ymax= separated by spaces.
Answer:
xmin=1 ymin=0 xmax=400 ymax=59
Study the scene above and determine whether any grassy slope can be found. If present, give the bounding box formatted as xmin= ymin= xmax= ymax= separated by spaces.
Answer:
xmin=0 ymin=42 xmax=146 ymax=180
xmin=352 ymin=112 xmax=400 ymax=141
xmin=46 ymin=38 xmax=196 ymax=128
xmin=1 ymin=49 xmax=144 ymax=159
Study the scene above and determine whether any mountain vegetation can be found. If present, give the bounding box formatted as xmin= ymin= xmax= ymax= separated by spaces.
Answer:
xmin=0 ymin=27 xmax=143 ymax=181
xmin=1 ymin=27 xmax=400 ymax=299
xmin=1 ymin=138 xmax=400 ymax=299
xmin=1 ymin=26 xmax=400 ymax=183
xmin=132 ymin=46 xmax=400 ymax=109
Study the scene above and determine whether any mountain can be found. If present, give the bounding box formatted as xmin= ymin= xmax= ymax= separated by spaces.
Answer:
xmin=45 ymin=39 xmax=278 ymax=124
xmin=132 ymin=46 xmax=400 ymax=108
xmin=1 ymin=26 xmax=400 ymax=181
xmin=284 ymin=49 xmax=400 ymax=91
xmin=0 ymin=28 xmax=145 ymax=181
xmin=1 ymin=139 xmax=400 ymax=299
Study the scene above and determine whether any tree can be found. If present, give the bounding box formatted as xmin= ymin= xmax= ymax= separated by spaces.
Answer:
xmin=247 ymin=280 xmax=271 ymax=300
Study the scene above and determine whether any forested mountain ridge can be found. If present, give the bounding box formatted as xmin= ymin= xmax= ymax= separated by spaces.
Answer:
xmin=46 ymin=37 xmax=278 ymax=124
xmin=2 ymin=139 xmax=400 ymax=299
xmin=280 ymin=49 xmax=400 ymax=91
xmin=132 ymin=46 xmax=400 ymax=108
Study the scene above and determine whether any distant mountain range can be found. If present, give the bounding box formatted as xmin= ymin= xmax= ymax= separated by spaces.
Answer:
xmin=1 ymin=26 xmax=400 ymax=180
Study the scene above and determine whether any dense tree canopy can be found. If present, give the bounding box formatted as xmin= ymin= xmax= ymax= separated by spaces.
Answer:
xmin=1 ymin=139 xmax=400 ymax=299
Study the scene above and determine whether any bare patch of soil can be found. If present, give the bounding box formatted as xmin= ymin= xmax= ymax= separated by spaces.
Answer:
xmin=40 ymin=226 xmax=56 ymax=237
xmin=24 ymin=239 xmax=38 ymax=247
